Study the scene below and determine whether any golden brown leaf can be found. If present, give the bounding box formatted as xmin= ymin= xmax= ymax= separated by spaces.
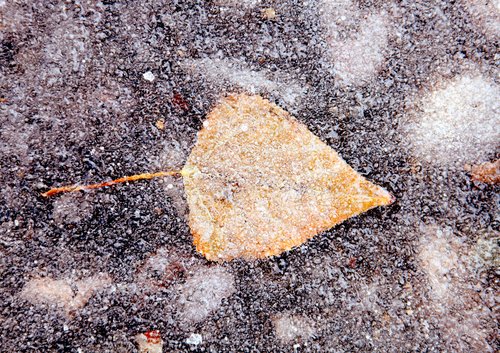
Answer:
xmin=182 ymin=94 xmax=393 ymax=261
xmin=469 ymin=159 xmax=500 ymax=184
xmin=42 ymin=94 xmax=393 ymax=262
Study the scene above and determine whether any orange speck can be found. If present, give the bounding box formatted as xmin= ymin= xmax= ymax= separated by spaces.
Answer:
xmin=261 ymin=7 xmax=277 ymax=20
xmin=469 ymin=159 xmax=500 ymax=184
xmin=144 ymin=330 xmax=161 ymax=344
xmin=156 ymin=118 xmax=165 ymax=130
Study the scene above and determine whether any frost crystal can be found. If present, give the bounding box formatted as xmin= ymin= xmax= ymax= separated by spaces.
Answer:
xmin=407 ymin=75 xmax=500 ymax=166
xmin=181 ymin=58 xmax=307 ymax=107
xmin=20 ymin=273 xmax=111 ymax=316
xmin=177 ymin=266 xmax=235 ymax=323
xmin=272 ymin=314 xmax=315 ymax=344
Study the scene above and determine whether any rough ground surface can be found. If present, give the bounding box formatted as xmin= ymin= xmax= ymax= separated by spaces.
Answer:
xmin=0 ymin=1 xmax=498 ymax=352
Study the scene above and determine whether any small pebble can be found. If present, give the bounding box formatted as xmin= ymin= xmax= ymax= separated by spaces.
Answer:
xmin=261 ymin=7 xmax=276 ymax=20
xmin=156 ymin=119 xmax=165 ymax=130
xmin=186 ymin=333 xmax=202 ymax=346
xmin=143 ymin=71 xmax=155 ymax=82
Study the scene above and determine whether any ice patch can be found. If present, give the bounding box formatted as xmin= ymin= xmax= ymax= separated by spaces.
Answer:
xmin=135 ymin=247 xmax=202 ymax=292
xmin=20 ymin=273 xmax=111 ymax=316
xmin=419 ymin=227 xmax=462 ymax=300
xmin=0 ymin=110 xmax=33 ymax=162
xmin=155 ymin=141 xmax=189 ymax=217
xmin=473 ymin=235 xmax=500 ymax=271
xmin=320 ymin=1 xmax=390 ymax=85
xmin=41 ymin=18 xmax=90 ymax=78
xmin=331 ymin=13 xmax=389 ymax=84
xmin=406 ymin=74 xmax=499 ymax=167
xmin=176 ymin=266 xmax=235 ymax=323
xmin=213 ymin=0 xmax=261 ymax=9
xmin=272 ymin=313 xmax=315 ymax=344
xmin=21 ymin=278 xmax=73 ymax=309
xmin=52 ymin=194 xmax=94 ymax=225
xmin=418 ymin=226 xmax=495 ymax=352
xmin=463 ymin=0 xmax=500 ymax=39
xmin=180 ymin=57 xmax=307 ymax=108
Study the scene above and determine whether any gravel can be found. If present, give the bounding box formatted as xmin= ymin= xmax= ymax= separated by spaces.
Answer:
xmin=0 ymin=1 xmax=498 ymax=352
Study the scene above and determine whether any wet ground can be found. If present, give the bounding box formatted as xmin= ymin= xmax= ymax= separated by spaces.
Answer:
xmin=0 ymin=1 xmax=498 ymax=352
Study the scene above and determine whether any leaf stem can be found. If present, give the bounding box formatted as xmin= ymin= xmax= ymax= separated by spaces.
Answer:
xmin=41 ymin=170 xmax=181 ymax=197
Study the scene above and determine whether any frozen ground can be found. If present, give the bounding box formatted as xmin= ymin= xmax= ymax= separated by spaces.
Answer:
xmin=0 ymin=1 xmax=498 ymax=352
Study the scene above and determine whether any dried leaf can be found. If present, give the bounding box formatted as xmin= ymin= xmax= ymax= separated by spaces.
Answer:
xmin=182 ymin=94 xmax=392 ymax=261
xmin=468 ymin=159 xmax=500 ymax=184
xmin=42 ymin=94 xmax=393 ymax=262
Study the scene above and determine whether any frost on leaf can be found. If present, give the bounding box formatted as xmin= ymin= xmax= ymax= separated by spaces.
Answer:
xmin=182 ymin=94 xmax=393 ymax=261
